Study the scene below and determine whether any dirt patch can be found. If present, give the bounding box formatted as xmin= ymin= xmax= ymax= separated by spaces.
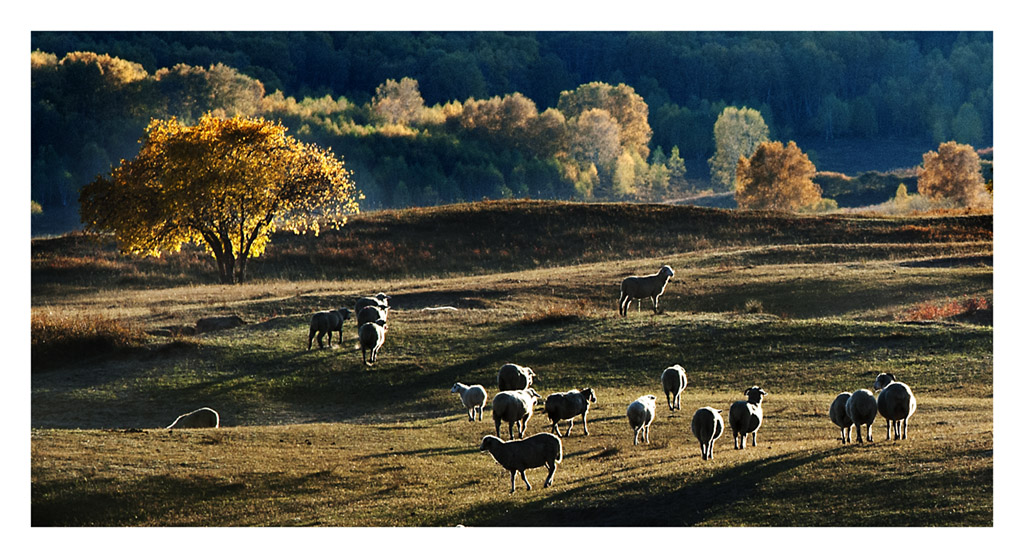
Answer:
xmin=899 ymin=255 xmax=992 ymax=268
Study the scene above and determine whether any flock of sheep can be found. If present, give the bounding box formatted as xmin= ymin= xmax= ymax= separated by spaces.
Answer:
xmin=164 ymin=265 xmax=921 ymax=498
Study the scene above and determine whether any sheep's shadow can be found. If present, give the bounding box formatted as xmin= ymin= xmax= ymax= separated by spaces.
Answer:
xmin=441 ymin=447 xmax=848 ymax=526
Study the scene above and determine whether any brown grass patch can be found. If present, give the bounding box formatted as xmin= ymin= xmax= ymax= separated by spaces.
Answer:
xmin=32 ymin=310 xmax=148 ymax=372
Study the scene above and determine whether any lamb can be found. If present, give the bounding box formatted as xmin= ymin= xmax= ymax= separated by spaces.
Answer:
xmin=544 ymin=388 xmax=597 ymax=437
xmin=874 ymin=373 xmax=918 ymax=441
xmin=356 ymin=304 xmax=388 ymax=326
xmin=166 ymin=407 xmax=220 ymax=429
xmin=618 ymin=265 xmax=675 ymax=317
xmin=480 ymin=433 xmax=563 ymax=494
xmin=354 ymin=292 xmax=390 ymax=315
xmin=492 ymin=388 xmax=542 ymax=439
xmin=828 ymin=392 xmax=854 ymax=444
xmin=307 ymin=307 xmax=352 ymax=350
xmin=626 ymin=395 xmax=657 ymax=445
xmin=358 ymin=320 xmax=388 ymax=366
xmin=691 ymin=406 xmax=725 ymax=460
xmin=729 ymin=386 xmax=766 ymax=450
xmin=496 ymin=363 xmax=537 ymax=392
xmin=451 ymin=382 xmax=488 ymax=422
xmin=661 ymin=364 xmax=687 ymax=411
xmin=845 ymin=388 xmax=878 ymax=443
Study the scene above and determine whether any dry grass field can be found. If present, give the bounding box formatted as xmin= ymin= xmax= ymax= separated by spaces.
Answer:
xmin=29 ymin=201 xmax=994 ymax=530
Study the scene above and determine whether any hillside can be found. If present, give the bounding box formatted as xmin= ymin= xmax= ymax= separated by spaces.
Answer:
xmin=30 ymin=201 xmax=993 ymax=527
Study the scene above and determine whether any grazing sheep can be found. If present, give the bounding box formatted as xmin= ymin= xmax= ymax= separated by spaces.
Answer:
xmin=492 ymin=388 xmax=542 ymax=439
xmin=618 ymin=265 xmax=675 ymax=317
xmin=354 ymin=293 xmax=390 ymax=315
xmin=829 ymin=392 xmax=854 ymax=444
xmin=874 ymin=373 xmax=918 ymax=441
xmin=307 ymin=307 xmax=352 ymax=350
xmin=845 ymin=388 xmax=878 ymax=443
xmin=661 ymin=365 xmax=687 ymax=411
xmin=544 ymin=388 xmax=597 ymax=437
xmin=496 ymin=363 xmax=537 ymax=392
xmin=166 ymin=407 xmax=220 ymax=429
xmin=626 ymin=395 xmax=657 ymax=445
xmin=729 ymin=386 xmax=766 ymax=450
xmin=480 ymin=433 xmax=563 ymax=494
xmin=356 ymin=304 xmax=388 ymax=326
xmin=451 ymin=382 xmax=488 ymax=422
xmin=691 ymin=406 xmax=725 ymax=460
xmin=358 ymin=320 xmax=388 ymax=366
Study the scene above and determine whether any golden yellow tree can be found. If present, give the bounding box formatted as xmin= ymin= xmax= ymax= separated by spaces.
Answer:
xmin=735 ymin=140 xmax=821 ymax=211
xmin=918 ymin=141 xmax=989 ymax=207
xmin=80 ymin=114 xmax=360 ymax=284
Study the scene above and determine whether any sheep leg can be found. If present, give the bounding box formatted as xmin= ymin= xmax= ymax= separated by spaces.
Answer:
xmin=326 ymin=331 xmax=333 ymax=347
xmin=733 ymin=431 xmax=740 ymax=449
xmin=751 ymin=431 xmax=757 ymax=447
xmin=651 ymin=295 xmax=660 ymax=314
xmin=307 ymin=330 xmax=315 ymax=350
xmin=582 ymin=413 xmax=589 ymax=436
xmin=633 ymin=427 xmax=640 ymax=445
xmin=855 ymin=424 xmax=862 ymax=443
xmin=316 ymin=331 xmax=327 ymax=349
xmin=361 ymin=347 xmax=368 ymax=366
xmin=520 ymin=470 xmax=532 ymax=491
xmin=708 ymin=439 xmax=715 ymax=459
xmin=467 ymin=409 xmax=474 ymax=422
xmin=495 ymin=420 xmax=503 ymax=438
xmin=885 ymin=420 xmax=892 ymax=441
xmin=866 ymin=424 xmax=873 ymax=442
xmin=509 ymin=471 xmax=517 ymax=494
xmin=508 ymin=422 xmax=515 ymax=440
xmin=544 ymin=462 xmax=557 ymax=488
xmin=618 ymin=292 xmax=629 ymax=317
xmin=520 ymin=417 xmax=529 ymax=439
xmin=900 ymin=419 xmax=908 ymax=440
xmin=565 ymin=419 xmax=574 ymax=437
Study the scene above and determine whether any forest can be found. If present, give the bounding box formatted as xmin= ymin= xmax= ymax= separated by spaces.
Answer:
xmin=30 ymin=31 xmax=993 ymax=233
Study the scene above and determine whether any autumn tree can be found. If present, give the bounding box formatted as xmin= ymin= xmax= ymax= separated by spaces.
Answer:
xmin=918 ymin=141 xmax=990 ymax=207
xmin=80 ymin=114 xmax=360 ymax=284
xmin=371 ymin=77 xmax=425 ymax=125
xmin=557 ymin=82 xmax=652 ymax=159
xmin=735 ymin=140 xmax=822 ymax=211
xmin=709 ymin=106 xmax=770 ymax=190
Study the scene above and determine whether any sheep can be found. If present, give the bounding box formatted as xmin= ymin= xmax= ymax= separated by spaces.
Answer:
xmin=845 ymin=388 xmax=878 ymax=443
xmin=492 ymin=388 xmax=542 ymax=440
xmin=451 ymin=382 xmax=488 ymax=422
xmin=356 ymin=304 xmax=388 ymax=326
xmin=496 ymin=363 xmax=537 ymax=392
xmin=358 ymin=320 xmax=388 ymax=366
xmin=480 ymin=433 xmax=563 ymax=494
xmin=661 ymin=364 xmax=687 ymax=411
xmin=626 ymin=395 xmax=657 ymax=445
xmin=874 ymin=373 xmax=918 ymax=441
xmin=544 ymin=388 xmax=597 ymax=437
xmin=307 ymin=307 xmax=352 ymax=350
xmin=354 ymin=292 xmax=390 ymax=315
xmin=691 ymin=406 xmax=725 ymax=460
xmin=729 ymin=386 xmax=766 ymax=450
xmin=166 ymin=407 xmax=220 ymax=429
xmin=828 ymin=392 xmax=854 ymax=444
xmin=618 ymin=265 xmax=675 ymax=317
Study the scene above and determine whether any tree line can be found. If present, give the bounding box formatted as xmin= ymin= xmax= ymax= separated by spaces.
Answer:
xmin=31 ymin=31 xmax=992 ymax=222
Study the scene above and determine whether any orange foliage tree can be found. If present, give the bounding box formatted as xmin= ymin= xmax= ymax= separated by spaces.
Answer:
xmin=735 ymin=140 xmax=821 ymax=211
xmin=918 ymin=141 xmax=990 ymax=207
xmin=80 ymin=114 xmax=360 ymax=284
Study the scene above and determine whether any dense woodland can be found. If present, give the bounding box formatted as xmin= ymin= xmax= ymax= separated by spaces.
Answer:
xmin=31 ymin=31 xmax=993 ymax=233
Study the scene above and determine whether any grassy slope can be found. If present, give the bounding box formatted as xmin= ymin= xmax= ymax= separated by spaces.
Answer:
xmin=30 ymin=201 xmax=993 ymax=526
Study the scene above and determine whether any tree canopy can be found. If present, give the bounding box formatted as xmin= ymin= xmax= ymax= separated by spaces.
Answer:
xmin=80 ymin=114 xmax=360 ymax=283
xmin=709 ymin=106 xmax=770 ymax=191
xmin=917 ymin=141 xmax=990 ymax=207
xmin=735 ymin=140 xmax=821 ymax=211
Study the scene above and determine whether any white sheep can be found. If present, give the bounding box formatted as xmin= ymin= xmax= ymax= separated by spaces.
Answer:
xmin=358 ymin=320 xmax=388 ymax=366
xmin=691 ymin=406 xmax=725 ymax=460
xmin=661 ymin=364 xmax=687 ymax=411
xmin=544 ymin=388 xmax=597 ymax=437
xmin=480 ymin=433 xmax=563 ymax=494
xmin=451 ymin=382 xmax=488 ymax=422
xmin=626 ymin=394 xmax=657 ymax=445
xmin=354 ymin=292 xmax=390 ymax=315
xmin=874 ymin=373 xmax=918 ymax=441
xmin=729 ymin=386 xmax=766 ymax=450
xmin=618 ymin=265 xmax=675 ymax=317
xmin=166 ymin=407 xmax=220 ymax=429
xmin=357 ymin=304 xmax=388 ymax=326
xmin=828 ymin=392 xmax=854 ymax=444
xmin=845 ymin=388 xmax=878 ymax=443
xmin=307 ymin=307 xmax=352 ymax=350
xmin=496 ymin=363 xmax=537 ymax=392
xmin=492 ymin=388 xmax=542 ymax=439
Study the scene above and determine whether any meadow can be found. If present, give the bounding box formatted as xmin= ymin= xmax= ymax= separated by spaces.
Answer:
xmin=30 ymin=201 xmax=993 ymax=527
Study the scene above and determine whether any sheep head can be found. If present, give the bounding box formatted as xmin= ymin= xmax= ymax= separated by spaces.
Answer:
xmin=524 ymin=388 xmax=542 ymax=402
xmin=582 ymin=388 xmax=597 ymax=403
xmin=660 ymin=265 xmax=675 ymax=278
xmin=874 ymin=373 xmax=896 ymax=390
xmin=744 ymin=386 xmax=766 ymax=404
xmin=480 ymin=435 xmax=502 ymax=452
